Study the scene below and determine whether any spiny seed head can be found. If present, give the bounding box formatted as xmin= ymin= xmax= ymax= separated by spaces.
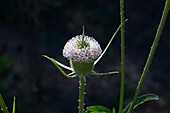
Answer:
xmin=63 ymin=35 xmax=102 ymax=75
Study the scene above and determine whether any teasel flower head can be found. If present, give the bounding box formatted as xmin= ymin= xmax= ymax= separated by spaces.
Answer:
xmin=63 ymin=35 xmax=102 ymax=75
xmin=43 ymin=24 xmax=124 ymax=77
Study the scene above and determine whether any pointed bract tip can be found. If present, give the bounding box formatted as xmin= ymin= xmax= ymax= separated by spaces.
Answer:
xmin=42 ymin=55 xmax=47 ymax=57
xmin=115 ymin=71 xmax=119 ymax=73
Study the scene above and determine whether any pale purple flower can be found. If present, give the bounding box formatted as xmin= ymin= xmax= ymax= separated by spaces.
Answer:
xmin=63 ymin=35 xmax=102 ymax=63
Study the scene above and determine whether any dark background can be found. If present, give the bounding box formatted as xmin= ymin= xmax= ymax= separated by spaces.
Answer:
xmin=0 ymin=0 xmax=170 ymax=113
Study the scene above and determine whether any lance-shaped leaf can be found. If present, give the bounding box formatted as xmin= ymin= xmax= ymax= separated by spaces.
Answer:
xmin=94 ymin=19 xmax=128 ymax=65
xmin=90 ymin=71 xmax=119 ymax=76
xmin=123 ymin=94 xmax=159 ymax=113
xmin=43 ymin=55 xmax=76 ymax=78
xmin=85 ymin=105 xmax=111 ymax=113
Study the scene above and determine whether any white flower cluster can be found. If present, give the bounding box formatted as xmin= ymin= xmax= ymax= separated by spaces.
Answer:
xmin=63 ymin=35 xmax=102 ymax=63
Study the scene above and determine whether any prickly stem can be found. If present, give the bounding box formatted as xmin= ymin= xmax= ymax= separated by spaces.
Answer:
xmin=79 ymin=74 xmax=85 ymax=113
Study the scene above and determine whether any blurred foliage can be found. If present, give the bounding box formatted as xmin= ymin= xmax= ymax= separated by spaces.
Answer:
xmin=0 ymin=53 xmax=12 ymax=74
xmin=0 ymin=53 xmax=14 ymax=108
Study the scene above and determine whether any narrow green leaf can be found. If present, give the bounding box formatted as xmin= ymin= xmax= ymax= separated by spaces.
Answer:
xmin=90 ymin=71 xmax=119 ymax=76
xmin=123 ymin=94 xmax=159 ymax=113
xmin=43 ymin=55 xmax=73 ymax=71
xmin=94 ymin=19 xmax=128 ymax=65
xmin=43 ymin=55 xmax=76 ymax=78
xmin=12 ymin=97 xmax=15 ymax=113
xmin=86 ymin=106 xmax=111 ymax=113
xmin=0 ymin=93 xmax=9 ymax=113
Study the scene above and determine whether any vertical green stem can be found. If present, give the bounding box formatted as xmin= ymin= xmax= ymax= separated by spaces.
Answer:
xmin=119 ymin=0 xmax=125 ymax=112
xmin=127 ymin=0 xmax=169 ymax=113
xmin=0 ymin=93 xmax=9 ymax=113
xmin=79 ymin=74 xmax=85 ymax=113
xmin=12 ymin=97 xmax=16 ymax=113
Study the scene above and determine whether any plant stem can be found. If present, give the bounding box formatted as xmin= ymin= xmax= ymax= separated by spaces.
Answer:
xmin=0 ymin=93 xmax=9 ymax=113
xmin=79 ymin=74 xmax=85 ymax=113
xmin=12 ymin=97 xmax=16 ymax=113
xmin=127 ymin=0 xmax=169 ymax=113
xmin=119 ymin=0 xmax=125 ymax=112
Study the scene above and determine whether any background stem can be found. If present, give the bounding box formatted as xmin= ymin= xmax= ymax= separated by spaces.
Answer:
xmin=127 ymin=0 xmax=169 ymax=113
xmin=0 ymin=93 xmax=9 ymax=113
xmin=119 ymin=0 xmax=125 ymax=112
xmin=79 ymin=75 xmax=85 ymax=113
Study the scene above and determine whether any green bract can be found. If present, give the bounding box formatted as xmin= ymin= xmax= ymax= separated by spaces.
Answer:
xmin=70 ymin=60 xmax=94 ymax=75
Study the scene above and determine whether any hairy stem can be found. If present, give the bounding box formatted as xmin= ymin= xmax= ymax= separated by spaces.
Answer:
xmin=119 ymin=0 xmax=125 ymax=112
xmin=79 ymin=74 xmax=85 ymax=113
xmin=127 ymin=0 xmax=169 ymax=113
